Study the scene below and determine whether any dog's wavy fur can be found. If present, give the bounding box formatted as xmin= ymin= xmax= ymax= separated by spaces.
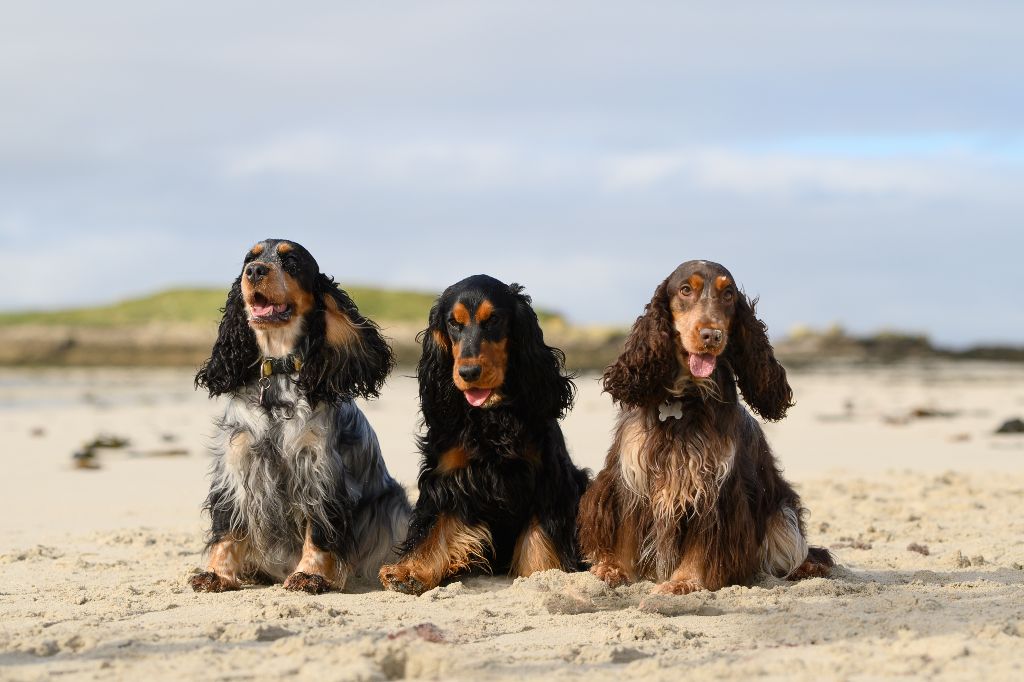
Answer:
xmin=578 ymin=260 xmax=833 ymax=594
xmin=379 ymin=275 xmax=589 ymax=595
xmin=190 ymin=238 xmax=409 ymax=594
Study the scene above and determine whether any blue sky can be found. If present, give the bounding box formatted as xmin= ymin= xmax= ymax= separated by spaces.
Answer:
xmin=2 ymin=1 xmax=1022 ymax=346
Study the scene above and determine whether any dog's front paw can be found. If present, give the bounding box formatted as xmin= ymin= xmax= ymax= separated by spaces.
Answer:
xmin=189 ymin=571 xmax=240 ymax=593
xmin=651 ymin=578 xmax=703 ymax=595
xmin=590 ymin=562 xmax=629 ymax=588
xmin=283 ymin=572 xmax=332 ymax=594
xmin=379 ymin=563 xmax=428 ymax=595
xmin=788 ymin=559 xmax=831 ymax=580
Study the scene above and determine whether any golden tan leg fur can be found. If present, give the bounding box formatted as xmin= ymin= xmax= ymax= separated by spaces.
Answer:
xmin=283 ymin=521 xmax=349 ymax=594
xmin=379 ymin=514 xmax=491 ymax=595
xmin=511 ymin=518 xmax=561 ymax=577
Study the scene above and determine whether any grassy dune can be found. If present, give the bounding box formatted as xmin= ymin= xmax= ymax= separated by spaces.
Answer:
xmin=4 ymin=288 xmax=1015 ymax=368
xmin=0 ymin=289 xmax=231 ymax=328
xmin=0 ymin=286 xmax=564 ymax=328
xmin=0 ymin=287 xmax=604 ymax=367
xmin=2 ymin=290 xmax=1019 ymax=368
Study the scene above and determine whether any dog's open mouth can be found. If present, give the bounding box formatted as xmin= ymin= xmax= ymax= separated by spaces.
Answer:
xmin=463 ymin=388 xmax=502 ymax=408
xmin=687 ymin=353 xmax=717 ymax=378
xmin=249 ymin=292 xmax=292 ymax=324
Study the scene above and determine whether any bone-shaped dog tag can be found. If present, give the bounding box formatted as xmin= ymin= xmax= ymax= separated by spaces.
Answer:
xmin=659 ymin=399 xmax=683 ymax=422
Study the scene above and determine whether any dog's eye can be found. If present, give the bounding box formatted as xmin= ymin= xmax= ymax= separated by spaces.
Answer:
xmin=448 ymin=317 xmax=464 ymax=330
xmin=680 ymin=284 xmax=693 ymax=296
xmin=723 ymin=288 xmax=735 ymax=302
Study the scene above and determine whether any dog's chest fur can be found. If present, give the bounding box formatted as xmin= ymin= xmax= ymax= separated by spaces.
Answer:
xmin=617 ymin=405 xmax=735 ymax=519
xmin=212 ymin=374 xmax=339 ymax=571
xmin=228 ymin=378 xmax=327 ymax=455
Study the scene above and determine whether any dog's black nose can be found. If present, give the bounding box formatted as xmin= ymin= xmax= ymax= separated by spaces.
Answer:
xmin=699 ymin=327 xmax=724 ymax=347
xmin=245 ymin=263 xmax=269 ymax=284
xmin=458 ymin=364 xmax=482 ymax=382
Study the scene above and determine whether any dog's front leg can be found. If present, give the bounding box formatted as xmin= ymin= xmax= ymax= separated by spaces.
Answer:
xmin=589 ymin=516 xmax=640 ymax=588
xmin=379 ymin=513 xmax=491 ymax=596
xmin=190 ymin=535 xmax=249 ymax=592
xmin=511 ymin=517 xmax=563 ymax=577
xmin=579 ymin=469 xmax=636 ymax=587
xmin=652 ymin=498 xmax=760 ymax=595
xmin=651 ymin=544 xmax=707 ymax=595
xmin=283 ymin=521 xmax=348 ymax=594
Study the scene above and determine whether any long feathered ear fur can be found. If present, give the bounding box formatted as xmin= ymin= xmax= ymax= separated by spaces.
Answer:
xmin=195 ymin=276 xmax=259 ymax=396
xmin=724 ymin=292 xmax=793 ymax=421
xmin=298 ymin=273 xmax=395 ymax=406
xmin=602 ymin=277 xmax=676 ymax=408
xmin=505 ymin=284 xmax=576 ymax=420
xmin=416 ymin=299 xmax=463 ymax=427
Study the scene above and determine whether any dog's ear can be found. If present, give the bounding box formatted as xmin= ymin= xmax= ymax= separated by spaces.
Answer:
xmin=195 ymin=276 xmax=259 ymax=396
xmin=298 ymin=274 xmax=395 ymax=405
xmin=506 ymin=284 xmax=576 ymax=419
xmin=416 ymin=297 xmax=463 ymax=425
xmin=724 ymin=292 xmax=793 ymax=421
xmin=602 ymin=277 xmax=677 ymax=408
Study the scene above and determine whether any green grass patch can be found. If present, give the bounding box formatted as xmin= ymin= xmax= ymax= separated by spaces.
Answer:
xmin=0 ymin=286 xmax=564 ymax=328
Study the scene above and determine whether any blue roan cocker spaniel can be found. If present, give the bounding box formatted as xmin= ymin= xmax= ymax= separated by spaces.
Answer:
xmin=191 ymin=239 xmax=409 ymax=594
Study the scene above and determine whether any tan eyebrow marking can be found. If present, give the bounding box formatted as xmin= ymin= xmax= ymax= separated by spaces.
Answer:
xmin=250 ymin=243 xmax=264 ymax=256
xmin=715 ymin=275 xmax=732 ymax=291
xmin=277 ymin=242 xmax=294 ymax=255
xmin=452 ymin=302 xmax=471 ymax=325
xmin=476 ymin=300 xmax=494 ymax=322
xmin=687 ymin=274 xmax=705 ymax=293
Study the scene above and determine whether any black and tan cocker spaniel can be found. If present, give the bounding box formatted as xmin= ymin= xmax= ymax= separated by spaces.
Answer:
xmin=190 ymin=238 xmax=410 ymax=594
xmin=379 ymin=274 xmax=589 ymax=595
xmin=578 ymin=260 xmax=832 ymax=595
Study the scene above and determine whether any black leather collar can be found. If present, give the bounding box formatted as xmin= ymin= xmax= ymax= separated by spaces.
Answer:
xmin=260 ymin=354 xmax=303 ymax=378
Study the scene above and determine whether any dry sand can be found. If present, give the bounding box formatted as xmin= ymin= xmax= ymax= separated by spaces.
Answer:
xmin=2 ymin=362 xmax=1024 ymax=680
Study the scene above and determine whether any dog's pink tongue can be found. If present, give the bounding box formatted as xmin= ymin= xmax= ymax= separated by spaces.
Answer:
xmin=689 ymin=353 xmax=716 ymax=378
xmin=252 ymin=303 xmax=288 ymax=317
xmin=464 ymin=388 xmax=492 ymax=407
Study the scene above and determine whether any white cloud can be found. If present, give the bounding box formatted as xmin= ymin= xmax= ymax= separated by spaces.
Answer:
xmin=370 ymin=140 xmax=520 ymax=187
xmin=689 ymin=150 xmax=959 ymax=196
xmin=601 ymin=153 xmax=687 ymax=190
xmin=224 ymin=132 xmax=1022 ymax=202
xmin=600 ymin=148 xmax=1021 ymax=199
xmin=221 ymin=134 xmax=585 ymax=190
xmin=223 ymin=133 xmax=342 ymax=177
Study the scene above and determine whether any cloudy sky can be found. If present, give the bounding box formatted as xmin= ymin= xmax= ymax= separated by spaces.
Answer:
xmin=2 ymin=2 xmax=1022 ymax=345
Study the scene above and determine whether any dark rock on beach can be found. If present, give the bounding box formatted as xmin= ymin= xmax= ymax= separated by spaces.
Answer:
xmin=995 ymin=418 xmax=1024 ymax=434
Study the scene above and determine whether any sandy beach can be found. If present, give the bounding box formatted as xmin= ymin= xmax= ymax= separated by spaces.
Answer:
xmin=2 ymin=362 xmax=1024 ymax=680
